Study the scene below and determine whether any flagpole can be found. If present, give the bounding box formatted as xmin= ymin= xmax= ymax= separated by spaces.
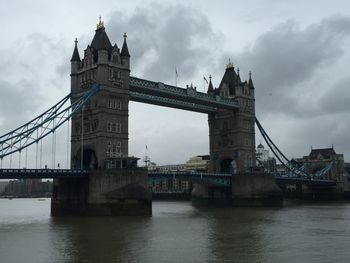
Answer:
xmin=203 ymin=77 xmax=205 ymax=92
xmin=175 ymin=66 xmax=178 ymax=86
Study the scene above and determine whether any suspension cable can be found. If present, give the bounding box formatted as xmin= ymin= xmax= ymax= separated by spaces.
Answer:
xmin=255 ymin=117 xmax=335 ymax=179
xmin=0 ymin=83 xmax=100 ymax=159
xmin=25 ymin=147 xmax=28 ymax=169
xmin=40 ymin=139 xmax=43 ymax=169
xmin=67 ymin=117 xmax=70 ymax=169
xmin=18 ymin=150 xmax=21 ymax=169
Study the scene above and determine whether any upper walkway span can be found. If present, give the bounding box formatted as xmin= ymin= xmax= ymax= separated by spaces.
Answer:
xmin=129 ymin=77 xmax=240 ymax=113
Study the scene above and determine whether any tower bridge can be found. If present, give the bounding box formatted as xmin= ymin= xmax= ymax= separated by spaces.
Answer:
xmin=0 ymin=19 xmax=345 ymax=215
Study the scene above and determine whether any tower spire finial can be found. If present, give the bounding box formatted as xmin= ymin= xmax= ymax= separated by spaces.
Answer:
xmin=74 ymin=38 xmax=78 ymax=46
xmin=97 ymin=15 xmax=105 ymax=29
xmin=226 ymin=58 xmax=233 ymax=69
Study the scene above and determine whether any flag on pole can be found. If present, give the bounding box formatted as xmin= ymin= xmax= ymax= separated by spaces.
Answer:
xmin=203 ymin=76 xmax=208 ymax=84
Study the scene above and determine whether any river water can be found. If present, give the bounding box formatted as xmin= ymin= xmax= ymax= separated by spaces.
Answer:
xmin=1 ymin=199 xmax=350 ymax=263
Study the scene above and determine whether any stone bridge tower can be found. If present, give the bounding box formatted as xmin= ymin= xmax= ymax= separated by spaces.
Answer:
xmin=208 ymin=62 xmax=256 ymax=174
xmin=52 ymin=19 xmax=151 ymax=216
xmin=70 ymin=18 xmax=131 ymax=169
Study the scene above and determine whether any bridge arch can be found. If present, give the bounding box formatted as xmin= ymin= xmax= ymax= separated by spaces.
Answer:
xmin=220 ymin=158 xmax=236 ymax=174
xmin=73 ymin=147 xmax=98 ymax=169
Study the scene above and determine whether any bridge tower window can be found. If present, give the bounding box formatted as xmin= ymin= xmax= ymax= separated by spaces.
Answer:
xmin=107 ymin=121 xmax=122 ymax=133
xmin=107 ymin=99 xmax=122 ymax=110
xmin=110 ymin=69 xmax=121 ymax=80
xmin=106 ymin=141 xmax=121 ymax=157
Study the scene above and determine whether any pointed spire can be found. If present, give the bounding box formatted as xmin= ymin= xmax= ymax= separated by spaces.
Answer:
xmin=70 ymin=38 xmax=81 ymax=62
xmin=236 ymin=67 xmax=241 ymax=84
xmin=248 ymin=71 xmax=254 ymax=89
xmin=207 ymin=75 xmax=214 ymax=94
xmin=91 ymin=17 xmax=112 ymax=51
xmin=121 ymin=32 xmax=130 ymax=57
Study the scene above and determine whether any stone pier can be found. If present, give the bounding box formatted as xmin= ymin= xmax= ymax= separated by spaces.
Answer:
xmin=51 ymin=168 xmax=151 ymax=216
xmin=231 ymin=173 xmax=283 ymax=206
xmin=192 ymin=173 xmax=283 ymax=206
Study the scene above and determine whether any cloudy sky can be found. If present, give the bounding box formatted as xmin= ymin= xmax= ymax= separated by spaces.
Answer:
xmin=1 ymin=0 xmax=350 ymax=167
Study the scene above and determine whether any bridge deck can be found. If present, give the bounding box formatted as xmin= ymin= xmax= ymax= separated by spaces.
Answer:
xmin=0 ymin=169 xmax=89 ymax=179
xmin=0 ymin=169 xmax=337 ymax=188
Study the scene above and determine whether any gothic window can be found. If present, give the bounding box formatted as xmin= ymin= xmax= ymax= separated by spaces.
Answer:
xmin=116 ymin=123 xmax=122 ymax=133
xmin=107 ymin=99 xmax=122 ymax=109
xmin=106 ymin=141 xmax=112 ymax=157
xmin=106 ymin=141 xmax=121 ymax=157
xmin=112 ymin=54 xmax=118 ymax=63
xmin=107 ymin=121 xmax=122 ymax=133
xmin=111 ymin=123 xmax=117 ymax=132
xmin=93 ymin=119 xmax=99 ymax=131
xmin=114 ymin=69 xmax=120 ymax=79
xmin=114 ymin=100 xmax=122 ymax=109
xmin=116 ymin=142 xmax=121 ymax=155
xmin=108 ymin=99 xmax=113 ymax=109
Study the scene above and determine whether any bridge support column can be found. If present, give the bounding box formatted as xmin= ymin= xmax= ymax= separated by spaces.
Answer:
xmin=192 ymin=173 xmax=283 ymax=206
xmin=231 ymin=173 xmax=283 ymax=206
xmin=51 ymin=168 xmax=151 ymax=216
xmin=192 ymin=183 xmax=231 ymax=205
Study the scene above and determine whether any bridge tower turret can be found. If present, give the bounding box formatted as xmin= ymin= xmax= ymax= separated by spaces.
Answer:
xmin=208 ymin=63 xmax=256 ymax=174
xmin=70 ymin=18 xmax=130 ymax=169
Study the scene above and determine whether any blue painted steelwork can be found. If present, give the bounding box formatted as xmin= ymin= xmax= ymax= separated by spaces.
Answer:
xmin=314 ymin=160 xmax=336 ymax=179
xmin=1 ymin=168 xmax=336 ymax=189
xmin=0 ymin=168 xmax=89 ymax=179
xmin=0 ymin=83 xmax=100 ymax=159
xmin=148 ymin=171 xmax=232 ymax=187
xmin=255 ymin=117 xmax=336 ymax=179
xmin=275 ymin=176 xmax=336 ymax=187
xmin=129 ymin=77 xmax=239 ymax=112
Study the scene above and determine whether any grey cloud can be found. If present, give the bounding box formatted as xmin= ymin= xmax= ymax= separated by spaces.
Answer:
xmin=318 ymin=76 xmax=350 ymax=114
xmin=0 ymin=79 xmax=41 ymax=129
xmin=233 ymin=15 xmax=350 ymax=118
xmin=107 ymin=3 xmax=219 ymax=83
xmin=0 ymin=33 xmax=69 ymax=133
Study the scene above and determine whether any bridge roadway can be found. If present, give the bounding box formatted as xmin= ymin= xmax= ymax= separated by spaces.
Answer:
xmin=0 ymin=168 xmax=89 ymax=179
xmin=0 ymin=169 xmax=336 ymax=188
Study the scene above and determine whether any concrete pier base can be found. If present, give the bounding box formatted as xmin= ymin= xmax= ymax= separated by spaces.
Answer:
xmin=192 ymin=183 xmax=231 ymax=205
xmin=51 ymin=168 xmax=152 ymax=216
xmin=192 ymin=173 xmax=283 ymax=207
xmin=231 ymin=173 xmax=283 ymax=206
